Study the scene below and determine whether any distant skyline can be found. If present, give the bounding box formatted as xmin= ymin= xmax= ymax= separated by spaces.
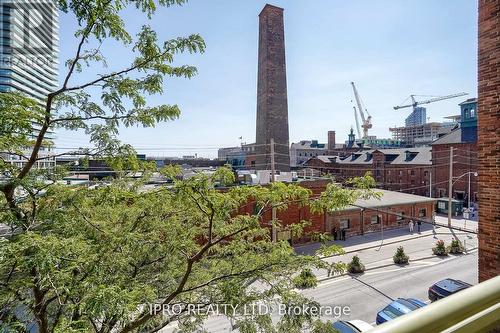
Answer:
xmin=55 ymin=0 xmax=478 ymax=158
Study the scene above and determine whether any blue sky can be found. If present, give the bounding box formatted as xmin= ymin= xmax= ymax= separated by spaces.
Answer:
xmin=55 ymin=0 xmax=478 ymax=158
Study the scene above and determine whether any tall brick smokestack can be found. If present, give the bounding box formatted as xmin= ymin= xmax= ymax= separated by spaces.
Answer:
xmin=328 ymin=131 xmax=336 ymax=151
xmin=255 ymin=4 xmax=290 ymax=171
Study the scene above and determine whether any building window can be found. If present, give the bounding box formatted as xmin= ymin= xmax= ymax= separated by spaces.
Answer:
xmin=370 ymin=215 xmax=380 ymax=224
xmin=470 ymin=108 xmax=475 ymax=117
xmin=419 ymin=208 xmax=426 ymax=218
xmin=339 ymin=219 xmax=349 ymax=230
xmin=438 ymin=188 xmax=446 ymax=197
xmin=397 ymin=212 xmax=405 ymax=224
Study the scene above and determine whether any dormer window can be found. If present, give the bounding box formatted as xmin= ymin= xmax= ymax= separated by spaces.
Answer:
xmin=404 ymin=150 xmax=416 ymax=161
xmin=470 ymin=108 xmax=475 ymax=117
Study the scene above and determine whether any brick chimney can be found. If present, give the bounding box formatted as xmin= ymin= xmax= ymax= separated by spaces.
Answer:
xmin=328 ymin=131 xmax=336 ymax=151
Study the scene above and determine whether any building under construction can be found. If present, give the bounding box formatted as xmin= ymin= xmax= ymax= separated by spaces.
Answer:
xmin=389 ymin=121 xmax=456 ymax=146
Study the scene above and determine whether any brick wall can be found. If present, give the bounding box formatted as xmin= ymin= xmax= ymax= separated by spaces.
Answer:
xmin=478 ymin=0 xmax=500 ymax=282
xmin=305 ymin=158 xmax=431 ymax=196
xmin=253 ymin=180 xmax=436 ymax=244
xmin=432 ymin=143 xmax=478 ymax=202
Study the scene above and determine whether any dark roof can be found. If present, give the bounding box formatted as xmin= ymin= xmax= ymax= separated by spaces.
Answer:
xmin=432 ymin=128 xmax=462 ymax=145
xmin=458 ymin=98 xmax=477 ymax=106
xmin=306 ymin=147 xmax=431 ymax=166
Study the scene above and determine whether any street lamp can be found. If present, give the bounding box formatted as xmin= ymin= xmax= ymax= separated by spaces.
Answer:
xmin=448 ymin=171 xmax=478 ymax=226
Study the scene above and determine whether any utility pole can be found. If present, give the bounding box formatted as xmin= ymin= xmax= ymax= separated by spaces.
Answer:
xmin=270 ymin=138 xmax=277 ymax=242
xmin=468 ymin=171 xmax=471 ymax=209
xmin=448 ymin=147 xmax=453 ymax=227
xmin=429 ymin=169 xmax=432 ymax=198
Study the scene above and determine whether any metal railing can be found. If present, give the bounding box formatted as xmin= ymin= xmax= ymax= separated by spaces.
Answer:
xmin=367 ymin=275 xmax=500 ymax=333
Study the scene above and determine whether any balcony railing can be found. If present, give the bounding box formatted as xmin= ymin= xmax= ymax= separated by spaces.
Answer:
xmin=367 ymin=275 xmax=500 ymax=332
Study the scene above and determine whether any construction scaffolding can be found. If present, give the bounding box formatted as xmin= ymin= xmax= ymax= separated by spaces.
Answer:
xmin=389 ymin=122 xmax=450 ymax=146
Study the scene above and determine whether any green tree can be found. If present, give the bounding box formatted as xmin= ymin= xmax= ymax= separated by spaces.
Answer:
xmin=393 ymin=246 xmax=410 ymax=265
xmin=347 ymin=255 xmax=365 ymax=274
xmin=0 ymin=1 xmax=378 ymax=332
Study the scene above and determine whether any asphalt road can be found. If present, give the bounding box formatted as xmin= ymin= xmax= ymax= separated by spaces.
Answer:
xmin=314 ymin=232 xmax=477 ymax=279
xmin=302 ymin=251 xmax=478 ymax=325
xmin=162 ymin=251 xmax=478 ymax=332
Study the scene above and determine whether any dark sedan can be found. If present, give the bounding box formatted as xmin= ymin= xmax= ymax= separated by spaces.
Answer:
xmin=428 ymin=278 xmax=472 ymax=302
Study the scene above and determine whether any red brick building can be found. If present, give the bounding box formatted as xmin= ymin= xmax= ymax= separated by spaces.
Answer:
xmin=304 ymin=147 xmax=432 ymax=196
xmin=477 ymin=0 xmax=499 ymax=282
xmin=431 ymin=128 xmax=478 ymax=204
xmin=239 ymin=180 xmax=436 ymax=245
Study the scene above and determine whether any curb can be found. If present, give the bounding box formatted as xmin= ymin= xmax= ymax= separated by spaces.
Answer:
xmin=320 ymin=232 xmax=433 ymax=259
xmin=316 ymin=247 xmax=478 ymax=283
xmin=302 ymin=230 xmax=476 ymax=260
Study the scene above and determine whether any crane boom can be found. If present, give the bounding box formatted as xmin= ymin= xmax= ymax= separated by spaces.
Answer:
xmin=350 ymin=82 xmax=373 ymax=140
xmin=394 ymin=92 xmax=468 ymax=110
xmin=353 ymin=106 xmax=361 ymax=139
xmin=351 ymin=82 xmax=366 ymax=123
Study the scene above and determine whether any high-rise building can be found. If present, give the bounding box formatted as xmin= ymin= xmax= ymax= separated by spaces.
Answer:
xmin=0 ymin=0 xmax=59 ymax=103
xmin=255 ymin=4 xmax=291 ymax=172
xmin=0 ymin=0 xmax=59 ymax=170
xmin=405 ymin=107 xmax=427 ymax=127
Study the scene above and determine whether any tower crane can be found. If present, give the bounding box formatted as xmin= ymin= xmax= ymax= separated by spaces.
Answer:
xmin=393 ymin=92 xmax=468 ymax=111
xmin=353 ymin=106 xmax=361 ymax=139
xmin=351 ymin=82 xmax=372 ymax=140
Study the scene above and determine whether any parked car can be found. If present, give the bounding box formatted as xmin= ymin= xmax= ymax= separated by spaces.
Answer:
xmin=332 ymin=320 xmax=374 ymax=332
xmin=376 ymin=298 xmax=427 ymax=325
xmin=428 ymin=278 xmax=472 ymax=302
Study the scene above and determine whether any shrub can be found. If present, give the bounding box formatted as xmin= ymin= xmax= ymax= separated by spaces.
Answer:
xmin=348 ymin=255 xmax=365 ymax=273
xmin=432 ymin=239 xmax=449 ymax=256
xmin=393 ymin=246 xmax=410 ymax=264
xmin=448 ymin=239 xmax=465 ymax=254
xmin=293 ymin=268 xmax=318 ymax=289
xmin=326 ymin=261 xmax=347 ymax=277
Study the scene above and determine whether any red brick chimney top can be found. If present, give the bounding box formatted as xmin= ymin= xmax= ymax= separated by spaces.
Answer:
xmin=259 ymin=4 xmax=284 ymax=16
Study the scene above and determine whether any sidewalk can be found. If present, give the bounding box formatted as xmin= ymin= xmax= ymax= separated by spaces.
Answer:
xmin=294 ymin=224 xmax=477 ymax=280
xmin=295 ymin=224 xmax=446 ymax=256
xmin=435 ymin=214 xmax=478 ymax=232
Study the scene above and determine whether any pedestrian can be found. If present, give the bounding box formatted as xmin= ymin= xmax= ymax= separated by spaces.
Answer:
xmin=417 ymin=220 xmax=422 ymax=233
xmin=332 ymin=227 xmax=337 ymax=240
xmin=341 ymin=229 xmax=346 ymax=241
xmin=408 ymin=220 xmax=414 ymax=233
